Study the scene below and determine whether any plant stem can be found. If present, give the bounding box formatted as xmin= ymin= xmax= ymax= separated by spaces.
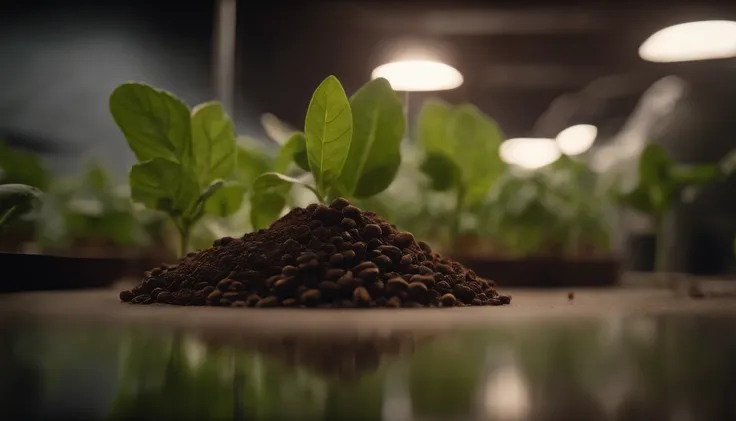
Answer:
xmin=451 ymin=186 xmax=464 ymax=242
xmin=172 ymin=218 xmax=190 ymax=258
xmin=653 ymin=213 xmax=667 ymax=273
xmin=179 ymin=227 xmax=190 ymax=258
xmin=0 ymin=206 xmax=16 ymax=229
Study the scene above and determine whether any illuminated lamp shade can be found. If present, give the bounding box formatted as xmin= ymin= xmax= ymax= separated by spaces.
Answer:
xmin=555 ymin=124 xmax=598 ymax=156
xmin=499 ymin=138 xmax=561 ymax=170
xmin=371 ymin=60 xmax=463 ymax=91
xmin=639 ymin=20 xmax=736 ymax=63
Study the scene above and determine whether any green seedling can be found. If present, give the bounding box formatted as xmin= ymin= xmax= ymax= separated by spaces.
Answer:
xmin=416 ymin=100 xmax=506 ymax=239
xmin=249 ymin=75 xmax=406 ymax=229
xmin=617 ymin=143 xmax=722 ymax=271
xmin=0 ymin=183 xmax=42 ymax=231
xmin=0 ymin=141 xmax=51 ymax=190
xmin=109 ymin=83 xmax=243 ymax=257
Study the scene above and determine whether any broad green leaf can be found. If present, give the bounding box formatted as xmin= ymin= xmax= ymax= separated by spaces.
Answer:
xmin=616 ymin=184 xmax=656 ymax=215
xmin=110 ymin=83 xmax=193 ymax=165
xmin=0 ymin=141 xmax=51 ymax=189
xmin=250 ymin=173 xmax=292 ymax=230
xmin=417 ymin=99 xmax=452 ymax=156
xmin=250 ymin=192 xmax=286 ymax=230
xmin=204 ymin=181 xmax=246 ymax=217
xmin=276 ymin=132 xmax=310 ymax=173
xmin=420 ymin=152 xmax=460 ymax=191
xmin=671 ymin=164 xmax=721 ymax=186
xmin=338 ymin=77 xmax=405 ymax=198
xmin=250 ymin=172 xmax=320 ymax=229
xmin=252 ymin=172 xmax=319 ymax=200
xmin=448 ymin=104 xmax=505 ymax=205
xmin=0 ymin=184 xmax=42 ymax=228
xmin=84 ymin=162 xmax=109 ymax=193
xmin=354 ymin=153 xmax=402 ymax=198
xmin=190 ymin=102 xmax=237 ymax=184
xmin=129 ymin=158 xmax=199 ymax=215
xmin=235 ymin=144 xmax=274 ymax=186
xmin=638 ymin=143 xmax=672 ymax=187
xmin=304 ymin=75 xmax=353 ymax=197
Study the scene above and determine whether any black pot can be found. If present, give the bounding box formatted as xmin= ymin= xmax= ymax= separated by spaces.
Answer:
xmin=453 ymin=256 xmax=623 ymax=288
xmin=0 ymin=252 xmax=129 ymax=293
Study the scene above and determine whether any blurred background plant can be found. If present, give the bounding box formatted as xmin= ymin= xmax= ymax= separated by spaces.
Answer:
xmin=0 ymin=140 xmax=50 ymax=250
xmin=362 ymin=100 xmax=616 ymax=262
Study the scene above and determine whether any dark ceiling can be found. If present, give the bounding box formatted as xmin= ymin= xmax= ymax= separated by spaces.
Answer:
xmin=237 ymin=1 xmax=736 ymax=140
xmin=2 ymin=0 xmax=736 ymax=156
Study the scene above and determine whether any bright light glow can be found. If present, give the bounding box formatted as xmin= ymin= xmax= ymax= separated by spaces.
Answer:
xmin=639 ymin=20 xmax=736 ymax=62
xmin=555 ymin=124 xmax=598 ymax=156
xmin=483 ymin=363 xmax=530 ymax=420
xmin=500 ymin=137 xmax=561 ymax=169
xmin=371 ymin=60 xmax=463 ymax=92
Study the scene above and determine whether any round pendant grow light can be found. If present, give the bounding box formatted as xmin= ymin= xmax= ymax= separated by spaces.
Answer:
xmin=639 ymin=20 xmax=736 ymax=63
xmin=371 ymin=60 xmax=464 ymax=92
xmin=555 ymin=124 xmax=598 ymax=156
xmin=500 ymin=138 xmax=561 ymax=170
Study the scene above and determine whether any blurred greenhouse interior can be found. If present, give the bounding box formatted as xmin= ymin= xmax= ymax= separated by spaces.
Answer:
xmin=3 ymin=2 xmax=736 ymax=421
xmin=2 ymin=0 xmax=735 ymax=277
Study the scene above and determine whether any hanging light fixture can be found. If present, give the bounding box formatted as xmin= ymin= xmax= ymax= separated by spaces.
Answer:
xmin=555 ymin=124 xmax=598 ymax=156
xmin=499 ymin=138 xmax=561 ymax=170
xmin=371 ymin=60 xmax=463 ymax=92
xmin=639 ymin=20 xmax=736 ymax=63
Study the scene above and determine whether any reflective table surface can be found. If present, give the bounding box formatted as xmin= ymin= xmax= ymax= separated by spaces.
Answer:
xmin=1 ymin=288 xmax=735 ymax=421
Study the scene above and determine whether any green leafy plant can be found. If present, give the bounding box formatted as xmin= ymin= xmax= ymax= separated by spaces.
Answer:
xmin=616 ymin=143 xmax=722 ymax=271
xmin=42 ymin=162 xmax=166 ymax=251
xmin=109 ymin=83 xmax=242 ymax=256
xmin=0 ymin=184 xmax=42 ymax=231
xmin=0 ymin=141 xmax=51 ymax=189
xmin=249 ymin=75 xmax=406 ymax=229
xmin=479 ymin=158 xmax=612 ymax=258
xmin=416 ymin=100 xmax=505 ymax=239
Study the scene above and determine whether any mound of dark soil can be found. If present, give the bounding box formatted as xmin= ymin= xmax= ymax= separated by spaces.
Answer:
xmin=120 ymin=198 xmax=511 ymax=308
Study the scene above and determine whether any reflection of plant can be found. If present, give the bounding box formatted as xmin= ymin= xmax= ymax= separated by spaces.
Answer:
xmin=109 ymin=83 xmax=243 ymax=256
xmin=249 ymin=76 xmax=405 ymax=228
xmin=619 ymin=316 xmax=736 ymax=419
xmin=616 ymin=144 xmax=722 ymax=271
xmin=110 ymin=332 xmax=329 ymax=421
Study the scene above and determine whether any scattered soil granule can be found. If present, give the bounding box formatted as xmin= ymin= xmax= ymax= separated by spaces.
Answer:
xmin=120 ymin=198 xmax=511 ymax=308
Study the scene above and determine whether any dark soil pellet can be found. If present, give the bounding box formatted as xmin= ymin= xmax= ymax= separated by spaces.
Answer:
xmin=300 ymin=289 xmax=321 ymax=307
xmin=156 ymin=291 xmax=172 ymax=303
xmin=120 ymin=290 xmax=135 ymax=302
xmin=256 ymin=296 xmax=279 ymax=308
xmin=121 ymin=198 xmax=510 ymax=309
xmin=441 ymin=293 xmax=457 ymax=307
xmin=353 ymin=286 xmax=371 ymax=306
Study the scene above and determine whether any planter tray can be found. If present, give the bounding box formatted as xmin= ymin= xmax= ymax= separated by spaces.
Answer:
xmin=0 ymin=252 xmax=130 ymax=293
xmin=453 ymin=256 xmax=622 ymax=288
